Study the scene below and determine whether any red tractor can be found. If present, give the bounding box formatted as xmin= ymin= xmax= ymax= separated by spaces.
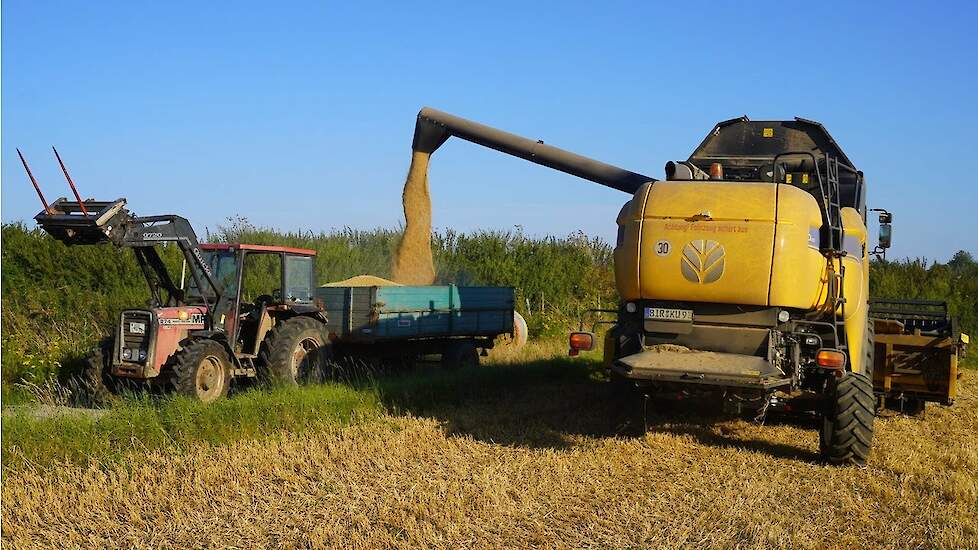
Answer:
xmin=31 ymin=194 xmax=331 ymax=402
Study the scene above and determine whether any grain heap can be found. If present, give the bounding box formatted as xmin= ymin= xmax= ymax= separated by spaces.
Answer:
xmin=321 ymin=275 xmax=401 ymax=287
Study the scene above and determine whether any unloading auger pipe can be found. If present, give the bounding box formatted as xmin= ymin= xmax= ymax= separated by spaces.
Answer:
xmin=412 ymin=107 xmax=656 ymax=194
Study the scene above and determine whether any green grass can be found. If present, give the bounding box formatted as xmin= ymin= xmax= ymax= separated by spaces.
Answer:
xmin=1 ymin=355 xmax=602 ymax=471
xmin=2 ymin=382 xmax=381 ymax=470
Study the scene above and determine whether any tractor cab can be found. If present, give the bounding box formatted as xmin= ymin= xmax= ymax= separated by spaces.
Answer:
xmin=194 ymin=244 xmax=323 ymax=357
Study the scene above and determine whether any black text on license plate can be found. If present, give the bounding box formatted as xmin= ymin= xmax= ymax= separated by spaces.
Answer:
xmin=644 ymin=307 xmax=693 ymax=322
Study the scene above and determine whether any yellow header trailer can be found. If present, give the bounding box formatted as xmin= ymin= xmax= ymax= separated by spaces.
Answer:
xmin=870 ymin=299 xmax=967 ymax=413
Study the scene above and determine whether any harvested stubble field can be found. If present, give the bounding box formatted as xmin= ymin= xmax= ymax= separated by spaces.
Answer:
xmin=2 ymin=342 xmax=977 ymax=549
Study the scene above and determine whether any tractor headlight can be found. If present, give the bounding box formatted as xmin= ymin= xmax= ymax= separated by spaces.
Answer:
xmin=625 ymin=302 xmax=637 ymax=313
xmin=122 ymin=348 xmax=133 ymax=360
xmin=778 ymin=310 xmax=790 ymax=323
xmin=138 ymin=350 xmax=147 ymax=361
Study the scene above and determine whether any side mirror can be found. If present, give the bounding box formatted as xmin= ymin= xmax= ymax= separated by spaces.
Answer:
xmin=878 ymin=222 xmax=892 ymax=249
xmin=870 ymin=209 xmax=893 ymax=259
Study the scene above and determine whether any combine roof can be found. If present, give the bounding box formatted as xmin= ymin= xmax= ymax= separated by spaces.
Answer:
xmin=689 ymin=116 xmax=856 ymax=171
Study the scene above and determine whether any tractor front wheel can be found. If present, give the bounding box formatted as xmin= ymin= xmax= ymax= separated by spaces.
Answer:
xmin=81 ymin=338 xmax=118 ymax=405
xmin=170 ymin=340 xmax=232 ymax=403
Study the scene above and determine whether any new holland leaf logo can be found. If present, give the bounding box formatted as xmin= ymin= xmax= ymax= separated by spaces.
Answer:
xmin=680 ymin=240 xmax=725 ymax=284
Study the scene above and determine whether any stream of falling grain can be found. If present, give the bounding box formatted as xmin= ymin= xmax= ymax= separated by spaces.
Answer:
xmin=391 ymin=151 xmax=436 ymax=285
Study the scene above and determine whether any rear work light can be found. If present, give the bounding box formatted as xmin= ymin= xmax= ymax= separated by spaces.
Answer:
xmin=816 ymin=349 xmax=847 ymax=369
xmin=568 ymin=332 xmax=596 ymax=356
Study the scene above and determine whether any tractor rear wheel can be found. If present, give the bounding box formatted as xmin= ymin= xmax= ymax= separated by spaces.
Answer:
xmin=440 ymin=340 xmax=479 ymax=369
xmin=819 ymin=371 xmax=876 ymax=467
xmin=170 ymin=340 xmax=232 ymax=403
xmin=259 ymin=316 xmax=331 ymax=385
xmin=81 ymin=338 xmax=118 ymax=405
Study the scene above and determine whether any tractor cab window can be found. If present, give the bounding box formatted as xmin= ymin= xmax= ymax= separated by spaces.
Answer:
xmin=241 ymin=252 xmax=283 ymax=304
xmin=187 ymin=251 xmax=239 ymax=300
xmin=284 ymin=255 xmax=314 ymax=303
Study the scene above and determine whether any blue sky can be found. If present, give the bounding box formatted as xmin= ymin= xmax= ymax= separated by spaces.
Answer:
xmin=3 ymin=1 xmax=976 ymax=261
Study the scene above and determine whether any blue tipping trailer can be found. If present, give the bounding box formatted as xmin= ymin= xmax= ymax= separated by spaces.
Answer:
xmin=315 ymin=284 xmax=515 ymax=368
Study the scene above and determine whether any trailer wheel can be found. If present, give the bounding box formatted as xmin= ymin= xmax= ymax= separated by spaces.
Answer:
xmin=819 ymin=371 xmax=876 ymax=467
xmin=171 ymin=340 xmax=232 ymax=403
xmin=260 ymin=316 xmax=331 ymax=385
xmin=81 ymin=338 xmax=118 ymax=405
xmin=441 ymin=340 xmax=479 ymax=369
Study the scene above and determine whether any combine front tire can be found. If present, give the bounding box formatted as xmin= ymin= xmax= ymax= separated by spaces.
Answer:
xmin=260 ymin=316 xmax=331 ymax=385
xmin=819 ymin=371 xmax=876 ymax=467
xmin=171 ymin=340 xmax=232 ymax=403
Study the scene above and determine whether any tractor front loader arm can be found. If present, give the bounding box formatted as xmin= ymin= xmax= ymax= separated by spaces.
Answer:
xmin=123 ymin=215 xmax=223 ymax=301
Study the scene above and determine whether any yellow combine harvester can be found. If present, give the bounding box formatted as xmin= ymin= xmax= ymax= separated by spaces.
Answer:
xmin=410 ymin=109 xmax=967 ymax=466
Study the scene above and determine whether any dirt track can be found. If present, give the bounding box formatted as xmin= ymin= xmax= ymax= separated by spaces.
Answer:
xmin=3 ymin=369 xmax=976 ymax=549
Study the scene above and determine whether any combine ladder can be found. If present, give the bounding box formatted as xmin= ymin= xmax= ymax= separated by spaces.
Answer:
xmin=819 ymin=155 xmax=849 ymax=354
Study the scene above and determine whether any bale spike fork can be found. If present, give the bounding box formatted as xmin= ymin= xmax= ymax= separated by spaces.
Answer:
xmin=16 ymin=147 xmax=131 ymax=245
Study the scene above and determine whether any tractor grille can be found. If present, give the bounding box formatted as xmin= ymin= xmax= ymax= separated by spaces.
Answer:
xmin=120 ymin=310 xmax=153 ymax=361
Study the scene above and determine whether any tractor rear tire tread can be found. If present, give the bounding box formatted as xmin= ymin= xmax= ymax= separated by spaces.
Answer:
xmin=259 ymin=316 xmax=330 ymax=385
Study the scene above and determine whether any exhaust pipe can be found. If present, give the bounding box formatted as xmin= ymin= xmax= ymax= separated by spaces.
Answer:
xmin=412 ymin=107 xmax=656 ymax=194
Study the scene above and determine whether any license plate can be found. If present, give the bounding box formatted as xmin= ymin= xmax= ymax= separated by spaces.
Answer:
xmin=129 ymin=322 xmax=146 ymax=334
xmin=644 ymin=307 xmax=693 ymax=322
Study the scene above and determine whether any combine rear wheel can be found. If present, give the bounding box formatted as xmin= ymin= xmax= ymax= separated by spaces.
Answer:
xmin=819 ymin=371 xmax=876 ymax=467
xmin=260 ymin=316 xmax=331 ymax=385
xmin=171 ymin=340 xmax=232 ymax=403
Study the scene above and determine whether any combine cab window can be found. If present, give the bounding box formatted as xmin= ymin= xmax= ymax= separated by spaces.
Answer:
xmin=285 ymin=255 xmax=314 ymax=303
